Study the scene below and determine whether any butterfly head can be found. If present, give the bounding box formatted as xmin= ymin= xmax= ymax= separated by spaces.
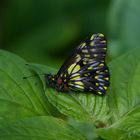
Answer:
xmin=45 ymin=74 xmax=56 ymax=88
xmin=45 ymin=74 xmax=68 ymax=91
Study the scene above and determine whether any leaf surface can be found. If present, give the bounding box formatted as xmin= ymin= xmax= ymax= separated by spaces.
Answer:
xmin=0 ymin=116 xmax=86 ymax=140
xmin=0 ymin=50 xmax=53 ymax=121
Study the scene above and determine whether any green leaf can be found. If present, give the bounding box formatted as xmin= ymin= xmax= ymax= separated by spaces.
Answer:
xmin=0 ymin=50 xmax=54 ymax=121
xmin=97 ymin=47 xmax=140 ymax=139
xmin=30 ymin=63 xmax=110 ymax=126
xmin=98 ymin=106 xmax=140 ymax=140
xmin=29 ymin=63 xmax=66 ymax=118
xmin=108 ymin=0 xmax=140 ymax=56
xmin=28 ymin=63 xmax=57 ymax=94
xmin=0 ymin=116 xmax=86 ymax=140
xmin=46 ymin=90 xmax=110 ymax=124
xmin=68 ymin=118 xmax=101 ymax=140
xmin=108 ymin=47 xmax=140 ymax=121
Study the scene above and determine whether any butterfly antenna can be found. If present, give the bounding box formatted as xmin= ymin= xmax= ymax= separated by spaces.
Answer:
xmin=23 ymin=73 xmax=45 ymax=79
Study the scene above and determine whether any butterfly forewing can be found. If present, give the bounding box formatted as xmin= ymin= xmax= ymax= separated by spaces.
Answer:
xmin=48 ymin=33 xmax=110 ymax=94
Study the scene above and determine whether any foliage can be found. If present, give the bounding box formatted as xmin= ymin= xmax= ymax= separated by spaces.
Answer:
xmin=0 ymin=46 xmax=140 ymax=139
xmin=108 ymin=0 xmax=140 ymax=60
xmin=0 ymin=0 xmax=140 ymax=139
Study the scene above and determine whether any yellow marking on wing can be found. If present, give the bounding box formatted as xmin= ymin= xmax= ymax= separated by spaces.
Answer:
xmin=72 ymin=65 xmax=80 ymax=73
xmin=96 ymin=83 xmax=99 ymax=86
xmin=78 ymin=86 xmax=84 ymax=89
xmin=90 ymin=35 xmax=95 ymax=40
xmin=75 ymin=81 xmax=84 ymax=86
xmin=75 ymin=54 xmax=81 ymax=62
xmin=52 ymin=78 xmax=55 ymax=81
xmin=88 ymin=67 xmax=93 ymax=70
xmin=99 ymin=33 xmax=104 ymax=37
xmin=85 ymin=54 xmax=90 ymax=58
xmin=84 ymin=74 xmax=88 ymax=76
xmin=104 ymin=86 xmax=107 ymax=90
xmin=81 ymin=43 xmax=86 ymax=48
xmin=98 ymin=91 xmax=102 ymax=94
xmin=69 ymin=82 xmax=84 ymax=89
xmin=64 ymin=74 xmax=67 ymax=77
xmin=95 ymin=76 xmax=99 ymax=79
xmin=71 ymin=73 xmax=79 ymax=77
xmin=76 ymin=85 xmax=84 ymax=89
xmin=71 ymin=75 xmax=80 ymax=80
xmin=99 ymin=63 xmax=104 ymax=66
xmin=68 ymin=63 xmax=76 ymax=74
xmin=83 ymin=61 xmax=87 ymax=65
xmin=96 ymin=70 xmax=100 ymax=73
xmin=100 ymin=40 xmax=106 ymax=43
xmin=76 ymin=54 xmax=80 ymax=58
xmin=88 ymin=59 xmax=93 ymax=62
xmin=82 ymin=49 xmax=88 ymax=53
xmin=69 ymin=83 xmax=74 ymax=86
xmin=104 ymin=77 xmax=109 ymax=81
xmin=94 ymin=54 xmax=98 ymax=57
xmin=64 ymin=79 xmax=67 ymax=82
xmin=90 ymin=42 xmax=94 ymax=46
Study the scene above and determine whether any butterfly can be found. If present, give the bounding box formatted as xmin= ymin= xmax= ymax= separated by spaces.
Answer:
xmin=45 ymin=33 xmax=110 ymax=95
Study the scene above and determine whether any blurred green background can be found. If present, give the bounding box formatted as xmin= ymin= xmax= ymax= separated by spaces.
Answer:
xmin=0 ymin=0 xmax=140 ymax=68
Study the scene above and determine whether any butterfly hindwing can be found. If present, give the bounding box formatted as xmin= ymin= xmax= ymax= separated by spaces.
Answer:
xmin=67 ymin=60 xmax=109 ymax=94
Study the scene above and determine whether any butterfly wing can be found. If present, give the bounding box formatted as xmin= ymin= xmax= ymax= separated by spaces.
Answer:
xmin=68 ymin=61 xmax=109 ymax=94
xmin=56 ymin=33 xmax=110 ymax=94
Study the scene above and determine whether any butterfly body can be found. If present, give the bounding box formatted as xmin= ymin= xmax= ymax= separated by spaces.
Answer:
xmin=45 ymin=33 xmax=110 ymax=95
